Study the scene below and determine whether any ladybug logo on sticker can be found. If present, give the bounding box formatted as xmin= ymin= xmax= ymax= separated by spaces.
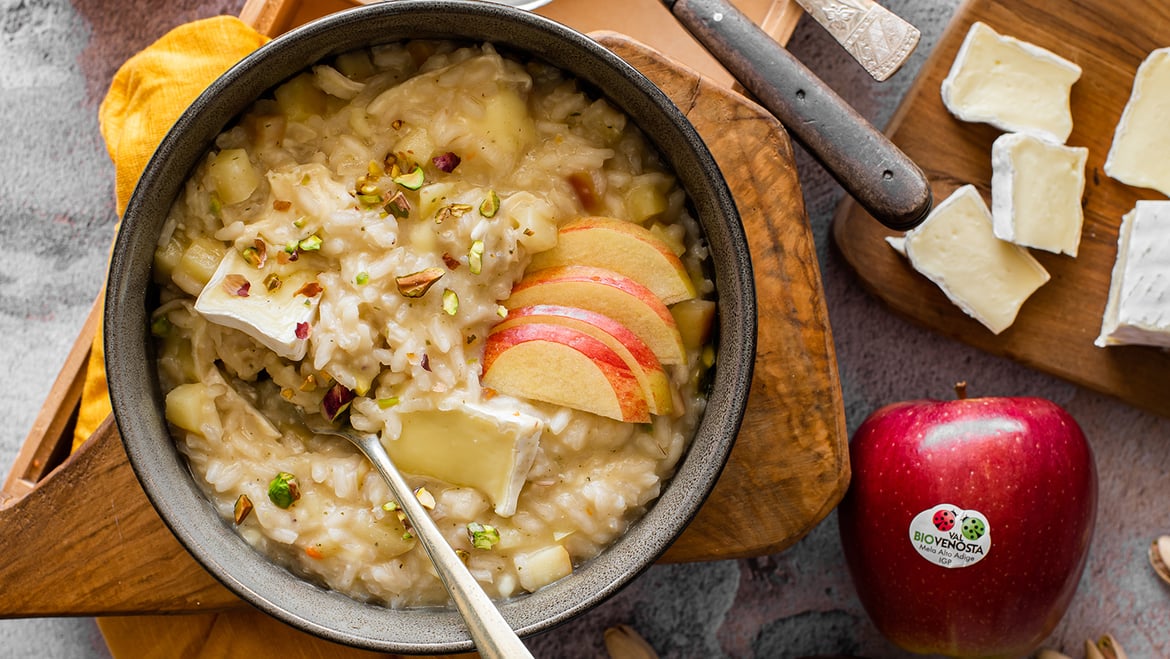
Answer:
xmin=909 ymin=504 xmax=991 ymax=569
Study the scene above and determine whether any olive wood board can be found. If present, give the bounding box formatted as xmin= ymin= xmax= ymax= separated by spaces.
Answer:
xmin=0 ymin=9 xmax=846 ymax=624
xmin=832 ymin=0 xmax=1170 ymax=418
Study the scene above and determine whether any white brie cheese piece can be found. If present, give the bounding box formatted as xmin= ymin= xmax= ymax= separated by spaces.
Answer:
xmin=940 ymin=22 xmax=1082 ymax=143
xmin=1104 ymin=48 xmax=1170 ymax=196
xmin=386 ymin=400 xmax=544 ymax=517
xmin=905 ymin=185 xmax=1051 ymax=334
xmin=991 ymin=133 xmax=1089 ymax=256
xmin=1096 ymin=201 xmax=1170 ymax=348
xmin=194 ymin=249 xmax=321 ymax=361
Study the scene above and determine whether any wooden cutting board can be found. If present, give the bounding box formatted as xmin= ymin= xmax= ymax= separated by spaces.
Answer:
xmin=0 ymin=0 xmax=847 ymax=625
xmin=833 ymin=0 xmax=1170 ymax=418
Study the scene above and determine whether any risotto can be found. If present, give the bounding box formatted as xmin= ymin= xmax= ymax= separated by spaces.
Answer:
xmin=150 ymin=41 xmax=715 ymax=607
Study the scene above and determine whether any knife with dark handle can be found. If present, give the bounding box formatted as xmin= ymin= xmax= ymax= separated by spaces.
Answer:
xmin=662 ymin=0 xmax=932 ymax=230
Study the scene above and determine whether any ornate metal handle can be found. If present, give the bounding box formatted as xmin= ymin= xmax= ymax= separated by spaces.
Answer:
xmin=795 ymin=0 xmax=921 ymax=81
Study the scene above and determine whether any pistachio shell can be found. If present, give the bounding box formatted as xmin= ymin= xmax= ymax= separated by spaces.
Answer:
xmin=604 ymin=624 xmax=658 ymax=659
xmin=1149 ymin=535 xmax=1170 ymax=586
xmin=1097 ymin=633 xmax=1127 ymax=659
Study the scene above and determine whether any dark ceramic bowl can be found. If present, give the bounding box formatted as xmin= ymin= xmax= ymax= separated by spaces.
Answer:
xmin=104 ymin=1 xmax=756 ymax=652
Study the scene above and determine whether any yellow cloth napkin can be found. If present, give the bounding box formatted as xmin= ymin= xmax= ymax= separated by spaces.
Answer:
xmin=72 ymin=15 xmax=269 ymax=452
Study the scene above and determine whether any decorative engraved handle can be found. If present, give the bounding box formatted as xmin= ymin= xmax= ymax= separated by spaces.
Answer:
xmin=795 ymin=0 xmax=920 ymax=81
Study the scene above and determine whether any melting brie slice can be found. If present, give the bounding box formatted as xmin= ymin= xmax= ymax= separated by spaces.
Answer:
xmin=940 ymin=22 xmax=1081 ymax=143
xmin=385 ymin=401 xmax=544 ymax=517
xmin=1104 ymin=48 xmax=1170 ymax=196
xmin=990 ymin=133 xmax=1089 ymax=256
xmin=905 ymin=185 xmax=1050 ymax=335
xmin=1096 ymin=201 xmax=1170 ymax=348
xmin=194 ymin=249 xmax=322 ymax=361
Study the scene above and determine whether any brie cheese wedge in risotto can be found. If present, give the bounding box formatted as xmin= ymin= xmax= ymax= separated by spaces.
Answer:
xmin=150 ymin=41 xmax=716 ymax=607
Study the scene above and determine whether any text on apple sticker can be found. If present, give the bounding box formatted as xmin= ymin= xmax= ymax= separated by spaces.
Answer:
xmin=908 ymin=504 xmax=991 ymax=569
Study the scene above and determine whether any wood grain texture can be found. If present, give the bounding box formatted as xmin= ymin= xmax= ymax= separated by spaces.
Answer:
xmin=0 ymin=2 xmax=845 ymax=624
xmin=832 ymin=0 xmax=1170 ymax=418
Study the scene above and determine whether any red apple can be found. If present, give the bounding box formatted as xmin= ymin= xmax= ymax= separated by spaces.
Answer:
xmin=837 ymin=384 xmax=1097 ymax=658
xmin=527 ymin=217 xmax=697 ymax=304
xmin=481 ymin=322 xmax=650 ymax=422
xmin=495 ymin=304 xmax=674 ymax=415
xmin=504 ymin=265 xmax=685 ymax=364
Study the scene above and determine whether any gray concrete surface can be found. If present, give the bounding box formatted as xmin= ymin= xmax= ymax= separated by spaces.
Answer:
xmin=2 ymin=0 xmax=1167 ymax=657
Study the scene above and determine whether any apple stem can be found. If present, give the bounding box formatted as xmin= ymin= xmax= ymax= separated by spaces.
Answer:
xmin=955 ymin=381 xmax=968 ymax=400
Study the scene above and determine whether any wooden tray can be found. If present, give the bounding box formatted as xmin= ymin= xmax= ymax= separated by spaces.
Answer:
xmin=832 ymin=0 xmax=1170 ymax=418
xmin=0 ymin=0 xmax=846 ymax=621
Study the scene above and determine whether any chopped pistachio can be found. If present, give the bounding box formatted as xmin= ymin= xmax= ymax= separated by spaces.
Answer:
xmin=284 ymin=240 xmax=300 ymax=254
xmin=376 ymin=396 xmax=400 ymax=409
xmin=293 ymin=217 xmax=307 ymax=229
xmin=223 ymin=274 xmax=250 ymax=297
xmin=241 ymin=240 xmax=267 ymax=268
xmin=381 ymin=501 xmax=399 ymax=512
xmin=395 ymin=267 xmax=445 ymax=298
xmin=273 ymin=199 xmax=292 ymax=212
xmin=295 ymin=322 xmax=311 ymax=340
xmin=496 ymin=305 xmax=508 ymax=318
xmin=295 ymin=281 xmax=323 ymax=298
xmin=299 ymin=373 xmax=317 ymax=392
xmin=393 ymin=165 xmax=425 ymax=190
xmin=432 ymin=151 xmax=461 ymax=173
xmin=442 ymin=288 xmax=459 ymax=315
xmin=367 ymin=160 xmax=383 ymax=178
xmin=467 ymin=522 xmax=500 ymax=550
xmin=233 ymin=493 xmax=254 ymax=524
xmin=356 ymin=193 xmax=382 ymax=206
xmin=321 ymin=382 xmax=355 ymax=421
xmin=355 ymin=271 xmax=369 ymax=285
xmin=455 ymin=549 xmax=471 ymax=563
xmin=359 ymin=182 xmax=380 ymax=196
xmin=468 ymin=240 xmax=484 ymax=275
xmin=263 ymin=272 xmax=283 ymax=292
xmin=208 ymin=192 xmax=223 ymax=218
xmin=434 ymin=203 xmax=473 ymax=224
xmin=267 ymin=472 xmax=300 ymax=509
xmin=299 ymin=234 xmax=323 ymax=251
xmin=441 ymin=252 xmax=461 ymax=270
xmin=383 ymin=190 xmax=411 ymax=218
xmin=413 ymin=487 xmax=436 ymax=510
xmin=479 ymin=190 xmax=500 ymax=218
xmin=150 ymin=315 xmax=171 ymax=337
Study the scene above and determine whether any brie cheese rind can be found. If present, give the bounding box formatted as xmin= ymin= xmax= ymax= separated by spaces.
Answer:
xmin=195 ymin=249 xmax=322 ymax=361
xmin=905 ymin=185 xmax=1051 ymax=335
xmin=940 ymin=22 xmax=1082 ymax=143
xmin=1096 ymin=201 xmax=1170 ymax=349
xmin=385 ymin=401 xmax=544 ymax=517
xmin=990 ymin=133 xmax=1089 ymax=256
xmin=1104 ymin=48 xmax=1170 ymax=197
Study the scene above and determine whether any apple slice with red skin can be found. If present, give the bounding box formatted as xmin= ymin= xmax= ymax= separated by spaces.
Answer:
xmin=528 ymin=217 xmax=697 ymax=305
xmin=504 ymin=265 xmax=685 ymax=365
xmin=495 ymin=304 xmax=674 ymax=416
xmin=481 ymin=322 xmax=650 ymax=423
xmin=838 ymin=384 xmax=1097 ymax=658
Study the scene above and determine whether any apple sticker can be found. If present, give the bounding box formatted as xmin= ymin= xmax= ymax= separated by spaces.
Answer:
xmin=932 ymin=509 xmax=956 ymax=532
xmin=909 ymin=505 xmax=990 ymax=568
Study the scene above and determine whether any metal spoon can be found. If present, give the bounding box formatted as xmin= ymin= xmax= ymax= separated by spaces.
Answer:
xmin=300 ymin=414 xmax=534 ymax=659
xmin=217 ymin=368 xmax=532 ymax=658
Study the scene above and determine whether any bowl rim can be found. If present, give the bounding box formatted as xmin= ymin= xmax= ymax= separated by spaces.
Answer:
xmin=105 ymin=0 xmax=756 ymax=652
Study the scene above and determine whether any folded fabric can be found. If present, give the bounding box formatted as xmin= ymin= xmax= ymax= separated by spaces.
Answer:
xmin=73 ymin=15 xmax=268 ymax=451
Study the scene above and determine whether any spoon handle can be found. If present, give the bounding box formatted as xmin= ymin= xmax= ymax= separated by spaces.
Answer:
xmin=353 ymin=433 xmax=533 ymax=659
xmin=661 ymin=0 xmax=932 ymax=230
